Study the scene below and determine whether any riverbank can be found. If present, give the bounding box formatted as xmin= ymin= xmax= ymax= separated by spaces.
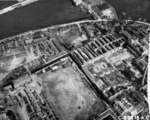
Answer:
xmin=0 ymin=0 xmax=92 ymax=40
xmin=105 ymin=0 xmax=150 ymax=22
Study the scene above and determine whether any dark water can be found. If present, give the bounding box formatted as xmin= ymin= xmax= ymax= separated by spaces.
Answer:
xmin=1 ymin=0 xmax=150 ymax=40
xmin=106 ymin=0 xmax=150 ymax=22
xmin=0 ymin=2 xmax=18 ymax=9
xmin=0 ymin=0 xmax=92 ymax=40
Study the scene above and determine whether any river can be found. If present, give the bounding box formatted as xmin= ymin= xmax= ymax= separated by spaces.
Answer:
xmin=106 ymin=0 xmax=150 ymax=22
xmin=0 ymin=0 xmax=92 ymax=40
xmin=0 ymin=0 xmax=150 ymax=40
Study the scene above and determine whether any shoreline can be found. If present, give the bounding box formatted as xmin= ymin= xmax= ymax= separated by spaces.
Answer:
xmin=0 ymin=0 xmax=92 ymax=40
xmin=1 ymin=19 xmax=149 ymax=42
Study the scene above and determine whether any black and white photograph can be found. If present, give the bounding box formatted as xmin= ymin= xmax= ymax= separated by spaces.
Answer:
xmin=0 ymin=0 xmax=149 ymax=120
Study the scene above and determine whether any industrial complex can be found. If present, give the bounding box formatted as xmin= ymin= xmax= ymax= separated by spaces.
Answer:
xmin=0 ymin=0 xmax=149 ymax=120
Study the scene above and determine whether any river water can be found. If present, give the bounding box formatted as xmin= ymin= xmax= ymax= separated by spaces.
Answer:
xmin=106 ymin=0 xmax=150 ymax=22
xmin=0 ymin=0 xmax=150 ymax=40
xmin=0 ymin=0 xmax=92 ymax=40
